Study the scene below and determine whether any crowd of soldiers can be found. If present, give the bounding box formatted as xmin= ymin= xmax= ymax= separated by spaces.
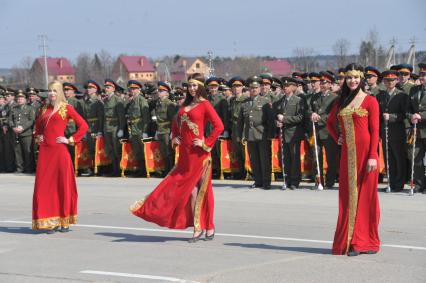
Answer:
xmin=1 ymin=62 xmax=426 ymax=193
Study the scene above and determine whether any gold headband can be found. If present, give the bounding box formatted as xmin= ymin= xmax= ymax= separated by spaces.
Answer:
xmin=345 ymin=70 xmax=364 ymax=78
xmin=188 ymin=79 xmax=205 ymax=87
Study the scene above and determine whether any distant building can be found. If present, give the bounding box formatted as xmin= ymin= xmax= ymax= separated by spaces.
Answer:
xmin=112 ymin=55 xmax=156 ymax=84
xmin=31 ymin=57 xmax=75 ymax=87
xmin=260 ymin=59 xmax=294 ymax=77
xmin=169 ymin=57 xmax=208 ymax=83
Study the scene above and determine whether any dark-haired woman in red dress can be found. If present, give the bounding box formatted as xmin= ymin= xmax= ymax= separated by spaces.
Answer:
xmin=130 ymin=74 xmax=224 ymax=242
xmin=32 ymin=81 xmax=88 ymax=233
xmin=327 ymin=64 xmax=381 ymax=256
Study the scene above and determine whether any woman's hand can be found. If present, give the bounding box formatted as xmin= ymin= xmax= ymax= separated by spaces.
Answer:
xmin=36 ymin=135 xmax=44 ymax=144
xmin=338 ymin=134 xmax=344 ymax=145
xmin=366 ymin=158 xmax=377 ymax=173
xmin=172 ymin=136 xmax=181 ymax=147
xmin=192 ymin=138 xmax=204 ymax=147
xmin=56 ymin=136 xmax=69 ymax=144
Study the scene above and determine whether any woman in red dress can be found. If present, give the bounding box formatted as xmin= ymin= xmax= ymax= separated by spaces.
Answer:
xmin=32 ymin=81 xmax=88 ymax=233
xmin=130 ymin=73 xmax=224 ymax=242
xmin=326 ymin=63 xmax=381 ymax=256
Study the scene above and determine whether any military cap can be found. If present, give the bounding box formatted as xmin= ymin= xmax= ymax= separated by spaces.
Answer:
xmin=259 ymin=73 xmax=273 ymax=84
xmin=292 ymin=72 xmax=304 ymax=79
xmin=419 ymin=63 xmax=426 ymax=74
xmin=5 ymin=88 xmax=16 ymax=96
xmin=411 ymin=73 xmax=419 ymax=81
xmin=246 ymin=76 xmax=262 ymax=88
xmin=181 ymin=82 xmax=188 ymax=88
xmin=26 ymin=87 xmax=38 ymax=95
xmin=337 ymin=68 xmax=346 ymax=78
xmin=320 ymin=71 xmax=335 ymax=83
xmin=365 ymin=66 xmax=381 ymax=78
xmin=229 ymin=76 xmax=245 ymax=87
xmin=84 ymin=80 xmax=101 ymax=92
xmin=127 ymin=80 xmax=143 ymax=89
xmin=390 ymin=65 xmax=399 ymax=71
xmin=157 ymin=81 xmax=171 ymax=92
xmin=294 ymin=77 xmax=306 ymax=86
xmin=272 ymin=77 xmax=283 ymax=88
xmin=16 ymin=89 xmax=26 ymax=98
xmin=143 ymin=82 xmax=157 ymax=95
xmin=63 ymin=82 xmax=79 ymax=92
xmin=205 ymin=77 xmax=220 ymax=86
xmin=280 ymin=77 xmax=298 ymax=86
xmin=397 ymin=64 xmax=413 ymax=73
xmin=219 ymin=84 xmax=230 ymax=91
xmin=37 ymin=91 xmax=49 ymax=99
xmin=382 ymin=70 xmax=399 ymax=80
xmin=0 ymin=85 xmax=6 ymax=94
xmin=309 ymin=72 xmax=321 ymax=81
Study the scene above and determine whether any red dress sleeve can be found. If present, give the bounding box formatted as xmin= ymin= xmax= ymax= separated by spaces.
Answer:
xmin=326 ymin=101 xmax=339 ymax=143
xmin=67 ymin=104 xmax=88 ymax=144
xmin=202 ymin=101 xmax=224 ymax=152
xmin=367 ymin=96 xmax=380 ymax=159
xmin=171 ymin=114 xmax=179 ymax=140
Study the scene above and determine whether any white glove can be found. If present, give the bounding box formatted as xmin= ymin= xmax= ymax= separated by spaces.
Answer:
xmin=117 ymin=129 xmax=123 ymax=138
xmin=222 ymin=130 xmax=229 ymax=139
xmin=96 ymin=132 xmax=103 ymax=137
xmin=142 ymin=133 xmax=148 ymax=139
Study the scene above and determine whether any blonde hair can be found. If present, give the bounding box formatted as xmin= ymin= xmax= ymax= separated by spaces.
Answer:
xmin=48 ymin=80 xmax=67 ymax=107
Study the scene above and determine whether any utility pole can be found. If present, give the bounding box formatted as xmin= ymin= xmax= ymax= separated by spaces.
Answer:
xmin=385 ymin=38 xmax=397 ymax=69
xmin=38 ymin=35 xmax=49 ymax=89
xmin=407 ymin=37 xmax=417 ymax=72
xmin=207 ymin=50 xmax=215 ymax=78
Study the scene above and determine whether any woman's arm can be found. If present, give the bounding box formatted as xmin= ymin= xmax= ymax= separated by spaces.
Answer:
xmin=67 ymin=104 xmax=89 ymax=145
xmin=202 ymin=102 xmax=224 ymax=152
xmin=367 ymin=97 xmax=380 ymax=159
xmin=326 ymin=101 xmax=339 ymax=143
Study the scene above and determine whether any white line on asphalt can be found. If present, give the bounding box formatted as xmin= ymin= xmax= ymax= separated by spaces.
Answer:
xmin=2 ymin=220 xmax=426 ymax=251
xmin=80 ymin=270 xmax=200 ymax=283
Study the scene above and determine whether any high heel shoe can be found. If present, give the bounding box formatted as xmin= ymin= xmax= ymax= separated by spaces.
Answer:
xmin=205 ymin=231 xmax=215 ymax=241
xmin=347 ymin=249 xmax=360 ymax=257
xmin=188 ymin=231 xmax=204 ymax=243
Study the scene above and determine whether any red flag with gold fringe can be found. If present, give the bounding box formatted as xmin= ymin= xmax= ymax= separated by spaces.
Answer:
xmin=120 ymin=141 xmax=141 ymax=174
xmin=144 ymin=141 xmax=166 ymax=177
xmin=300 ymin=140 xmax=313 ymax=176
xmin=75 ymin=140 xmax=92 ymax=170
xmin=271 ymin=138 xmax=282 ymax=173
xmin=220 ymin=139 xmax=241 ymax=179
xmin=95 ymin=136 xmax=111 ymax=166
xmin=244 ymin=143 xmax=251 ymax=173
xmin=378 ymin=139 xmax=385 ymax=173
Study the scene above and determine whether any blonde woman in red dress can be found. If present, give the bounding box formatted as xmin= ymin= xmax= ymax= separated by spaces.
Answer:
xmin=32 ymin=81 xmax=88 ymax=233
xmin=327 ymin=63 xmax=380 ymax=256
xmin=131 ymin=73 xmax=224 ymax=242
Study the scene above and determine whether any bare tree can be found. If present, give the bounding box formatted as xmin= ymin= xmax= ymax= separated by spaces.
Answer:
xmin=74 ymin=53 xmax=92 ymax=86
xmin=333 ymin=39 xmax=350 ymax=67
xmin=291 ymin=48 xmax=317 ymax=72
xmin=98 ymin=49 xmax=115 ymax=79
xmin=9 ymin=56 xmax=34 ymax=89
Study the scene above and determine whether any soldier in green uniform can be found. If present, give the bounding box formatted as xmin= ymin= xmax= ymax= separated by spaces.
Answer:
xmin=102 ymin=79 xmax=126 ymax=177
xmin=273 ymin=77 xmax=306 ymax=189
xmin=237 ymin=76 xmax=273 ymax=190
xmin=8 ymin=91 xmax=35 ymax=173
xmin=309 ymin=72 xmax=339 ymax=189
xmin=376 ymin=70 xmax=408 ymax=191
xmin=0 ymin=90 xmax=6 ymax=172
xmin=154 ymin=81 xmax=178 ymax=175
xmin=260 ymin=73 xmax=278 ymax=103
xmin=336 ymin=68 xmax=346 ymax=91
xmin=63 ymin=83 xmax=84 ymax=168
xmin=2 ymin=89 xmax=17 ymax=172
xmin=396 ymin=64 xmax=415 ymax=95
xmin=81 ymin=80 xmax=104 ymax=176
xmin=406 ymin=63 xmax=426 ymax=194
xmin=365 ymin=66 xmax=382 ymax=97
xmin=229 ymin=76 xmax=248 ymax=179
xmin=206 ymin=77 xmax=229 ymax=177
xmin=271 ymin=77 xmax=284 ymax=101
xmin=27 ymin=87 xmax=42 ymax=113
xmin=125 ymin=80 xmax=150 ymax=176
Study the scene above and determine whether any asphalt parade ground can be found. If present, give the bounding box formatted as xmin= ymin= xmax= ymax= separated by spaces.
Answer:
xmin=0 ymin=174 xmax=425 ymax=283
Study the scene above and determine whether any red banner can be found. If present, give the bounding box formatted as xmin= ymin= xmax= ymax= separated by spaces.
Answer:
xmin=120 ymin=142 xmax=141 ymax=173
xmin=244 ymin=143 xmax=251 ymax=173
xmin=144 ymin=141 xmax=166 ymax=177
xmin=75 ymin=140 xmax=92 ymax=171
xmin=220 ymin=139 xmax=241 ymax=179
xmin=378 ymin=139 xmax=385 ymax=174
xmin=95 ymin=136 xmax=112 ymax=167
xmin=300 ymin=140 xmax=313 ymax=176
xmin=271 ymin=138 xmax=282 ymax=173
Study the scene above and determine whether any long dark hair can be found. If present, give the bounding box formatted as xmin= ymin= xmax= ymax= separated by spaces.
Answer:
xmin=182 ymin=73 xmax=208 ymax=106
xmin=338 ymin=63 xmax=366 ymax=110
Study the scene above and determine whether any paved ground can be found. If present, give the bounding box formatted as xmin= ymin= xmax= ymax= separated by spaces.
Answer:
xmin=0 ymin=173 xmax=425 ymax=283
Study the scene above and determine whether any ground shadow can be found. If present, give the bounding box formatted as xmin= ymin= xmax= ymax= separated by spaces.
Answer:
xmin=224 ymin=242 xmax=330 ymax=255
xmin=0 ymin=226 xmax=42 ymax=235
xmin=95 ymin=232 xmax=189 ymax=243
xmin=213 ymin=183 xmax=252 ymax=189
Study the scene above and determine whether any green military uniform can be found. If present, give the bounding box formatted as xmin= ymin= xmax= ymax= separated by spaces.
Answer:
xmin=399 ymin=81 xmax=415 ymax=95
xmin=309 ymin=87 xmax=339 ymax=188
xmin=103 ymin=90 xmax=126 ymax=176
xmin=229 ymin=93 xmax=248 ymax=178
xmin=0 ymin=93 xmax=6 ymax=172
xmin=125 ymin=82 xmax=150 ymax=176
xmin=237 ymin=78 xmax=273 ymax=189
xmin=81 ymin=91 xmax=104 ymax=174
xmin=8 ymin=97 xmax=35 ymax=173
xmin=3 ymin=93 xmax=16 ymax=172
xmin=154 ymin=91 xmax=178 ymax=174
xmin=406 ymin=82 xmax=426 ymax=193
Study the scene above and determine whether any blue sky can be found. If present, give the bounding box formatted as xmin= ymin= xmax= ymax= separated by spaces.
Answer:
xmin=0 ymin=0 xmax=425 ymax=68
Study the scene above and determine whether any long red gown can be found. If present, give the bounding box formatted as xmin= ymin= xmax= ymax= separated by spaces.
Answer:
xmin=326 ymin=95 xmax=381 ymax=255
xmin=131 ymin=100 xmax=224 ymax=232
xmin=32 ymin=103 xmax=88 ymax=230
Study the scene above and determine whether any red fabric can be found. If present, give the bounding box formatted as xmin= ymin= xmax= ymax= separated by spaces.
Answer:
xmin=131 ymin=100 xmax=224 ymax=231
xmin=32 ymin=104 xmax=88 ymax=229
xmin=327 ymin=96 xmax=380 ymax=254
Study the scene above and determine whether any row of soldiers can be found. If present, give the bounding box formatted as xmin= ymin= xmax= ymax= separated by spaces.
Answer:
xmin=1 ymin=62 xmax=426 ymax=194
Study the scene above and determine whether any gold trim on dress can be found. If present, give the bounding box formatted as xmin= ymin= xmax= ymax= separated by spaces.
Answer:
xmin=32 ymin=215 xmax=77 ymax=230
xmin=180 ymin=113 xmax=199 ymax=136
xmin=202 ymin=142 xmax=212 ymax=152
xmin=193 ymin=157 xmax=212 ymax=232
xmin=58 ymin=103 xmax=68 ymax=120
xmin=339 ymin=107 xmax=360 ymax=254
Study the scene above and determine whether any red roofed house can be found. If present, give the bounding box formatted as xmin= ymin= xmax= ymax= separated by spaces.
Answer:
xmin=31 ymin=57 xmax=75 ymax=87
xmin=112 ymin=55 xmax=156 ymax=84
xmin=260 ymin=59 xmax=294 ymax=77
